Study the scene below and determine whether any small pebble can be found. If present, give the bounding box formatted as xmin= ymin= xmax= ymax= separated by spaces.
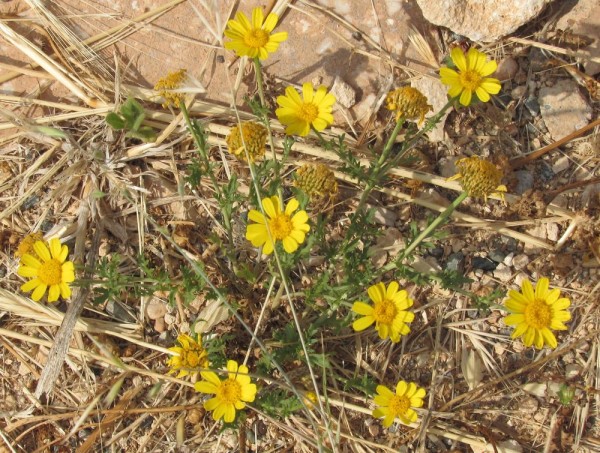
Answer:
xmin=489 ymin=249 xmax=506 ymax=263
xmin=503 ymin=252 xmax=515 ymax=267
xmin=154 ymin=317 xmax=166 ymax=333
xmin=512 ymin=254 xmax=530 ymax=270
xmin=552 ymin=155 xmax=570 ymax=173
xmin=493 ymin=263 xmax=512 ymax=282
xmin=472 ymin=256 xmax=497 ymax=271
xmin=446 ymin=252 xmax=465 ymax=273
xmin=146 ymin=299 xmax=168 ymax=320
xmin=513 ymin=170 xmax=534 ymax=195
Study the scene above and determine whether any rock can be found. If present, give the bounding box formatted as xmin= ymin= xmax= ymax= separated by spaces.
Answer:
xmin=524 ymin=96 xmax=540 ymax=116
xmin=370 ymin=205 xmax=397 ymax=226
xmin=489 ymin=249 xmax=506 ymax=263
xmin=493 ymin=263 xmax=512 ymax=282
xmin=512 ymin=254 xmax=530 ymax=270
xmin=446 ymin=252 xmax=465 ymax=273
xmin=154 ymin=317 xmax=166 ymax=333
xmin=513 ymin=170 xmax=534 ymax=195
xmin=439 ymin=156 xmax=459 ymax=178
xmin=450 ymin=238 xmax=465 ymax=253
xmin=411 ymin=77 xmax=449 ymax=142
xmin=495 ymin=57 xmax=519 ymax=81
xmin=330 ymin=76 xmax=356 ymax=109
xmin=552 ymin=155 xmax=570 ymax=174
xmin=415 ymin=0 xmax=551 ymax=42
xmin=146 ymin=298 xmax=168 ymax=320
xmin=472 ymin=256 xmax=497 ymax=271
xmin=546 ymin=222 xmax=560 ymax=242
xmin=539 ymin=80 xmax=593 ymax=140
xmin=503 ymin=252 xmax=514 ymax=267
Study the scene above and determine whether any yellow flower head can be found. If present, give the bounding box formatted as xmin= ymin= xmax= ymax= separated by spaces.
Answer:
xmin=246 ymin=196 xmax=310 ymax=255
xmin=194 ymin=360 xmax=257 ymax=423
xmin=385 ymin=87 xmax=432 ymax=124
xmin=352 ymin=282 xmax=415 ymax=343
xmin=294 ymin=163 xmax=338 ymax=203
xmin=373 ymin=380 xmax=426 ymax=427
xmin=167 ymin=334 xmax=209 ymax=378
xmin=504 ymin=278 xmax=571 ymax=349
xmin=154 ymin=69 xmax=187 ymax=109
xmin=226 ymin=122 xmax=267 ymax=163
xmin=224 ymin=7 xmax=287 ymax=60
xmin=276 ymin=83 xmax=336 ymax=137
xmin=439 ymin=47 xmax=501 ymax=106
xmin=15 ymin=232 xmax=44 ymax=258
xmin=17 ymin=238 xmax=75 ymax=302
xmin=448 ymin=156 xmax=507 ymax=202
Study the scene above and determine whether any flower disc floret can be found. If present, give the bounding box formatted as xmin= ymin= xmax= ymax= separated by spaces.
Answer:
xmin=373 ymin=380 xmax=426 ymax=427
xmin=385 ymin=86 xmax=432 ymax=124
xmin=154 ymin=69 xmax=187 ymax=108
xmin=448 ymin=156 xmax=507 ymax=202
xmin=226 ymin=122 xmax=267 ymax=163
xmin=276 ymin=83 xmax=336 ymax=136
xmin=194 ymin=360 xmax=257 ymax=423
xmin=440 ymin=47 xmax=501 ymax=106
xmin=352 ymin=282 xmax=415 ymax=343
xmin=294 ymin=163 xmax=338 ymax=203
xmin=167 ymin=334 xmax=209 ymax=378
xmin=504 ymin=277 xmax=571 ymax=349
xmin=224 ymin=7 xmax=287 ymax=60
xmin=17 ymin=238 xmax=74 ymax=302
xmin=246 ymin=196 xmax=310 ymax=255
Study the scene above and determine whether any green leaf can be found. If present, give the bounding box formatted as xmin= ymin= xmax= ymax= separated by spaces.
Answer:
xmin=105 ymin=112 xmax=125 ymax=130
xmin=121 ymin=97 xmax=144 ymax=120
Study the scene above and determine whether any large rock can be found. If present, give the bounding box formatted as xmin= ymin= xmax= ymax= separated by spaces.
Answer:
xmin=556 ymin=0 xmax=600 ymax=75
xmin=539 ymin=79 xmax=593 ymax=140
xmin=415 ymin=0 xmax=552 ymax=42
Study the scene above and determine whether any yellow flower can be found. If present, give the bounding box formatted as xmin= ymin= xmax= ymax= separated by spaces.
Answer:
xmin=294 ymin=163 xmax=338 ymax=203
xmin=448 ymin=156 xmax=507 ymax=202
xmin=440 ymin=47 xmax=501 ymax=106
xmin=194 ymin=360 xmax=257 ymax=423
xmin=385 ymin=87 xmax=432 ymax=124
xmin=226 ymin=122 xmax=267 ymax=163
xmin=166 ymin=334 xmax=209 ymax=378
xmin=154 ymin=69 xmax=187 ymax=109
xmin=246 ymin=196 xmax=310 ymax=255
xmin=276 ymin=83 xmax=336 ymax=137
xmin=352 ymin=282 xmax=415 ymax=343
xmin=373 ymin=380 xmax=426 ymax=427
xmin=15 ymin=232 xmax=44 ymax=258
xmin=504 ymin=278 xmax=571 ymax=349
xmin=224 ymin=7 xmax=287 ymax=60
xmin=17 ymin=238 xmax=75 ymax=302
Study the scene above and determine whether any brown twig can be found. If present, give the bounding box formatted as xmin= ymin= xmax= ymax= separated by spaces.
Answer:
xmin=510 ymin=118 xmax=600 ymax=170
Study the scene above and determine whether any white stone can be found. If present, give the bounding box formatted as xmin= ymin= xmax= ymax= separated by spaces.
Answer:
xmin=146 ymin=298 xmax=167 ymax=320
xmin=415 ymin=0 xmax=551 ymax=42
xmin=411 ymin=77 xmax=449 ymax=142
xmin=539 ymin=80 xmax=593 ymax=141
xmin=330 ymin=76 xmax=357 ymax=109
xmin=503 ymin=252 xmax=514 ymax=267
xmin=493 ymin=263 xmax=512 ymax=282
xmin=552 ymin=155 xmax=570 ymax=174
xmin=512 ymin=254 xmax=530 ymax=270
xmin=546 ymin=222 xmax=560 ymax=242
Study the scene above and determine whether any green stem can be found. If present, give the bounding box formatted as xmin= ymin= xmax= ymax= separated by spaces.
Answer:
xmin=387 ymin=191 xmax=468 ymax=270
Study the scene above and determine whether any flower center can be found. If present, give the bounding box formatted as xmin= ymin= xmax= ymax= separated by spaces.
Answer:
xmin=388 ymin=394 xmax=410 ymax=417
xmin=298 ymin=103 xmax=319 ymax=123
xmin=524 ymin=298 xmax=552 ymax=329
xmin=268 ymin=214 xmax=293 ymax=240
xmin=187 ymin=351 xmax=200 ymax=367
xmin=38 ymin=259 xmax=62 ymax=285
xmin=244 ymin=28 xmax=269 ymax=48
xmin=372 ymin=298 xmax=397 ymax=324
xmin=459 ymin=70 xmax=482 ymax=91
xmin=217 ymin=380 xmax=242 ymax=404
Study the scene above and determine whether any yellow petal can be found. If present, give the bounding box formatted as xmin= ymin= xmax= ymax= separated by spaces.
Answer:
xmin=450 ymin=47 xmax=467 ymax=72
xmin=352 ymin=315 xmax=375 ymax=332
xmin=33 ymin=241 xmax=51 ymax=262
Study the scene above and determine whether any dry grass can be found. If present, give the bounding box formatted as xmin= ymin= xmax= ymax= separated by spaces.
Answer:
xmin=1 ymin=1 xmax=599 ymax=452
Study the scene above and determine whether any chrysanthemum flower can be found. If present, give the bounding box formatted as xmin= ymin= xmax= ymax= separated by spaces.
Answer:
xmin=439 ymin=47 xmax=501 ymax=106
xmin=373 ymin=380 xmax=426 ymax=427
xmin=246 ymin=196 xmax=310 ymax=255
xmin=154 ymin=69 xmax=187 ymax=109
xmin=504 ymin=277 xmax=571 ymax=349
xmin=352 ymin=282 xmax=415 ymax=343
xmin=275 ymin=83 xmax=336 ymax=136
xmin=448 ymin=156 xmax=507 ymax=202
xmin=226 ymin=122 xmax=267 ymax=163
xmin=194 ymin=360 xmax=257 ymax=423
xmin=17 ymin=238 xmax=75 ymax=302
xmin=294 ymin=163 xmax=338 ymax=203
xmin=385 ymin=86 xmax=432 ymax=124
xmin=224 ymin=7 xmax=287 ymax=60
xmin=166 ymin=334 xmax=209 ymax=378
xmin=15 ymin=232 xmax=44 ymax=258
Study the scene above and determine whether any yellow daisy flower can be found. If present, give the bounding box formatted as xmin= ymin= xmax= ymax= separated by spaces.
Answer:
xmin=352 ymin=282 xmax=415 ymax=343
xmin=17 ymin=238 xmax=75 ymax=302
xmin=275 ymin=83 xmax=336 ymax=136
xmin=448 ymin=156 xmax=507 ymax=202
xmin=246 ymin=196 xmax=310 ymax=255
xmin=439 ymin=47 xmax=501 ymax=106
xmin=224 ymin=7 xmax=287 ymax=60
xmin=14 ymin=232 xmax=44 ymax=258
xmin=373 ymin=380 xmax=426 ymax=427
xmin=504 ymin=278 xmax=571 ymax=349
xmin=166 ymin=334 xmax=209 ymax=378
xmin=194 ymin=360 xmax=257 ymax=423
xmin=294 ymin=163 xmax=338 ymax=203
xmin=385 ymin=86 xmax=432 ymax=124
